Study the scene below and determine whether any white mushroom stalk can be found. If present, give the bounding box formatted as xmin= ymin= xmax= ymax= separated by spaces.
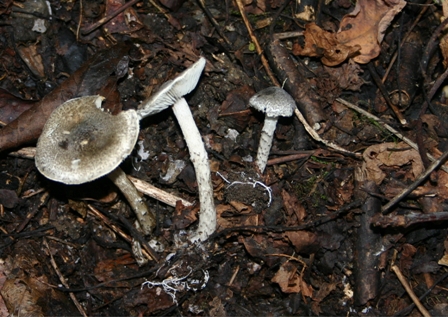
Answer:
xmin=35 ymin=96 xmax=156 ymax=234
xmin=249 ymin=87 xmax=296 ymax=174
xmin=138 ymin=57 xmax=216 ymax=243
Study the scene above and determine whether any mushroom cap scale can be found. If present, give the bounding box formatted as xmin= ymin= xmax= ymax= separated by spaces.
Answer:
xmin=249 ymin=86 xmax=296 ymax=118
xmin=137 ymin=57 xmax=207 ymax=118
xmin=35 ymin=95 xmax=139 ymax=185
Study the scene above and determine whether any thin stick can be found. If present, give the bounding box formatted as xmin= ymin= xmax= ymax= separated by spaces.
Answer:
xmin=391 ymin=265 xmax=431 ymax=317
xmin=128 ymin=175 xmax=192 ymax=207
xmin=381 ymin=0 xmax=431 ymax=83
xmin=196 ymin=0 xmax=231 ymax=45
xmin=368 ymin=62 xmax=407 ymax=125
xmin=335 ymin=98 xmax=448 ymax=174
xmin=8 ymin=146 xmax=192 ymax=206
xmin=382 ymin=149 xmax=448 ymax=214
xmin=81 ymin=0 xmax=141 ymax=34
xmin=87 ymin=204 xmax=157 ymax=262
xmin=234 ymin=0 xmax=280 ymax=86
xmin=294 ymin=108 xmax=361 ymax=158
xmin=43 ymin=238 xmax=88 ymax=317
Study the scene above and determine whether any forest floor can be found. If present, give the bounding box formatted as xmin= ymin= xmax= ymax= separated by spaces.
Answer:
xmin=2 ymin=0 xmax=448 ymax=316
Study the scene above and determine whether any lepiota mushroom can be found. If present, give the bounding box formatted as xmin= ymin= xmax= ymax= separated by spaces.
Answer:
xmin=35 ymin=95 xmax=156 ymax=234
xmin=138 ymin=57 xmax=215 ymax=243
xmin=249 ymin=86 xmax=296 ymax=173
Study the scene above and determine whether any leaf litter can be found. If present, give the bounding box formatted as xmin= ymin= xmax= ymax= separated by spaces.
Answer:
xmin=1 ymin=0 xmax=448 ymax=316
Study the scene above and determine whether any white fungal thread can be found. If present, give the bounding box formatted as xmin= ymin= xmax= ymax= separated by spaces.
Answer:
xmin=216 ymin=172 xmax=273 ymax=206
xmin=141 ymin=267 xmax=209 ymax=304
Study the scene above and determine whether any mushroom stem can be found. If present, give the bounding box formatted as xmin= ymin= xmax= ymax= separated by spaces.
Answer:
xmin=108 ymin=167 xmax=156 ymax=235
xmin=255 ymin=116 xmax=278 ymax=173
xmin=171 ymin=98 xmax=216 ymax=243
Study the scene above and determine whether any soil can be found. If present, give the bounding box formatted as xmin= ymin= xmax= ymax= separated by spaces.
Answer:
xmin=1 ymin=0 xmax=448 ymax=316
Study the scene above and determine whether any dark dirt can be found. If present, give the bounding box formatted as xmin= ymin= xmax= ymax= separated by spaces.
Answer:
xmin=1 ymin=0 xmax=448 ymax=316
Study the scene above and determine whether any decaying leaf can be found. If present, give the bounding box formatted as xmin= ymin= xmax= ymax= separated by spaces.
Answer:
xmin=362 ymin=142 xmax=424 ymax=185
xmin=285 ymin=231 xmax=319 ymax=253
xmin=324 ymin=60 xmax=366 ymax=91
xmin=271 ymin=261 xmax=313 ymax=295
xmin=271 ymin=261 xmax=302 ymax=293
xmin=336 ymin=0 xmax=407 ymax=64
xmin=297 ymin=0 xmax=406 ymax=65
xmin=282 ymin=189 xmax=306 ymax=224
xmin=296 ymin=22 xmax=361 ymax=66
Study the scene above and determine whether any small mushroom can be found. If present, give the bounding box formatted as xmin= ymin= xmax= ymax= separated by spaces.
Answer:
xmin=138 ymin=57 xmax=215 ymax=243
xmin=249 ymin=86 xmax=296 ymax=173
xmin=35 ymin=95 xmax=155 ymax=234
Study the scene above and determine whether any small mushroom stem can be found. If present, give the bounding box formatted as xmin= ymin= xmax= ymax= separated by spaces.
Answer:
xmin=171 ymin=98 xmax=216 ymax=243
xmin=256 ymin=116 xmax=278 ymax=173
xmin=107 ymin=167 xmax=156 ymax=235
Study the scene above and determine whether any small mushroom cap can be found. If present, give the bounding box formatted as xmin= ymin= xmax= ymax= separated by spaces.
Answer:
xmin=137 ymin=57 xmax=206 ymax=117
xmin=35 ymin=95 xmax=139 ymax=185
xmin=249 ymin=86 xmax=296 ymax=118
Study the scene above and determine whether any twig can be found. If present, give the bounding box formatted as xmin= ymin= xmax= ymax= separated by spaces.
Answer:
xmin=391 ymin=265 xmax=431 ymax=317
xmin=266 ymin=151 xmax=315 ymax=166
xmin=81 ymin=0 xmax=141 ymax=35
xmin=43 ymin=238 xmax=88 ymax=317
xmin=128 ymin=175 xmax=192 ymax=207
xmin=87 ymin=204 xmax=158 ymax=262
xmin=382 ymin=149 xmax=448 ymax=214
xmin=294 ymin=108 xmax=361 ymax=158
xmin=8 ymin=146 xmax=192 ymax=207
xmin=196 ymin=0 xmax=231 ymax=46
xmin=381 ymin=0 xmax=431 ymax=83
xmin=367 ymin=62 xmax=407 ymax=125
xmin=234 ymin=0 xmax=280 ymax=86
xmin=76 ymin=0 xmax=83 ymax=40
xmin=335 ymin=98 xmax=448 ymax=174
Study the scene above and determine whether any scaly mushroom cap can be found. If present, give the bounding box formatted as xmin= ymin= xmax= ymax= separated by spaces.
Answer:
xmin=35 ymin=95 xmax=139 ymax=185
xmin=249 ymin=86 xmax=296 ymax=118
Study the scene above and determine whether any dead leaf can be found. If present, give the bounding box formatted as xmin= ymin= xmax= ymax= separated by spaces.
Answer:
xmin=281 ymin=189 xmax=306 ymax=224
xmin=285 ymin=231 xmax=319 ymax=253
xmin=399 ymin=243 xmax=416 ymax=271
xmin=324 ymin=60 xmax=366 ymax=91
xmin=271 ymin=261 xmax=301 ymax=293
xmin=296 ymin=22 xmax=361 ymax=66
xmin=362 ymin=142 xmax=424 ymax=185
xmin=336 ymin=0 xmax=407 ymax=64
xmin=16 ymin=44 xmax=45 ymax=78
xmin=103 ymin=0 xmax=143 ymax=34
xmin=0 ymin=88 xmax=36 ymax=125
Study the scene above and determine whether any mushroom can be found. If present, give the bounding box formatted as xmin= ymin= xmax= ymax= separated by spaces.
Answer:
xmin=249 ymin=86 xmax=296 ymax=173
xmin=35 ymin=95 xmax=156 ymax=234
xmin=138 ymin=57 xmax=215 ymax=243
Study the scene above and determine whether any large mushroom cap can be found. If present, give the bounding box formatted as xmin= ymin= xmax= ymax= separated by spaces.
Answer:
xmin=35 ymin=95 xmax=139 ymax=185
xmin=249 ymin=86 xmax=296 ymax=118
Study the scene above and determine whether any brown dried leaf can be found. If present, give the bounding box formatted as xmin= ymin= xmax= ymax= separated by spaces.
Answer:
xmin=281 ymin=189 xmax=306 ymax=224
xmin=336 ymin=0 xmax=406 ymax=64
xmin=0 ymin=88 xmax=36 ymax=125
xmin=271 ymin=261 xmax=301 ymax=293
xmin=103 ymin=0 xmax=143 ymax=34
xmin=285 ymin=231 xmax=319 ymax=253
xmin=297 ymin=22 xmax=361 ymax=66
xmin=362 ymin=142 xmax=424 ymax=185
xmin=399 ymin=243 xmax=416 ymax=271
xmin=324 ymin=60 xmax=366 ymax=91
